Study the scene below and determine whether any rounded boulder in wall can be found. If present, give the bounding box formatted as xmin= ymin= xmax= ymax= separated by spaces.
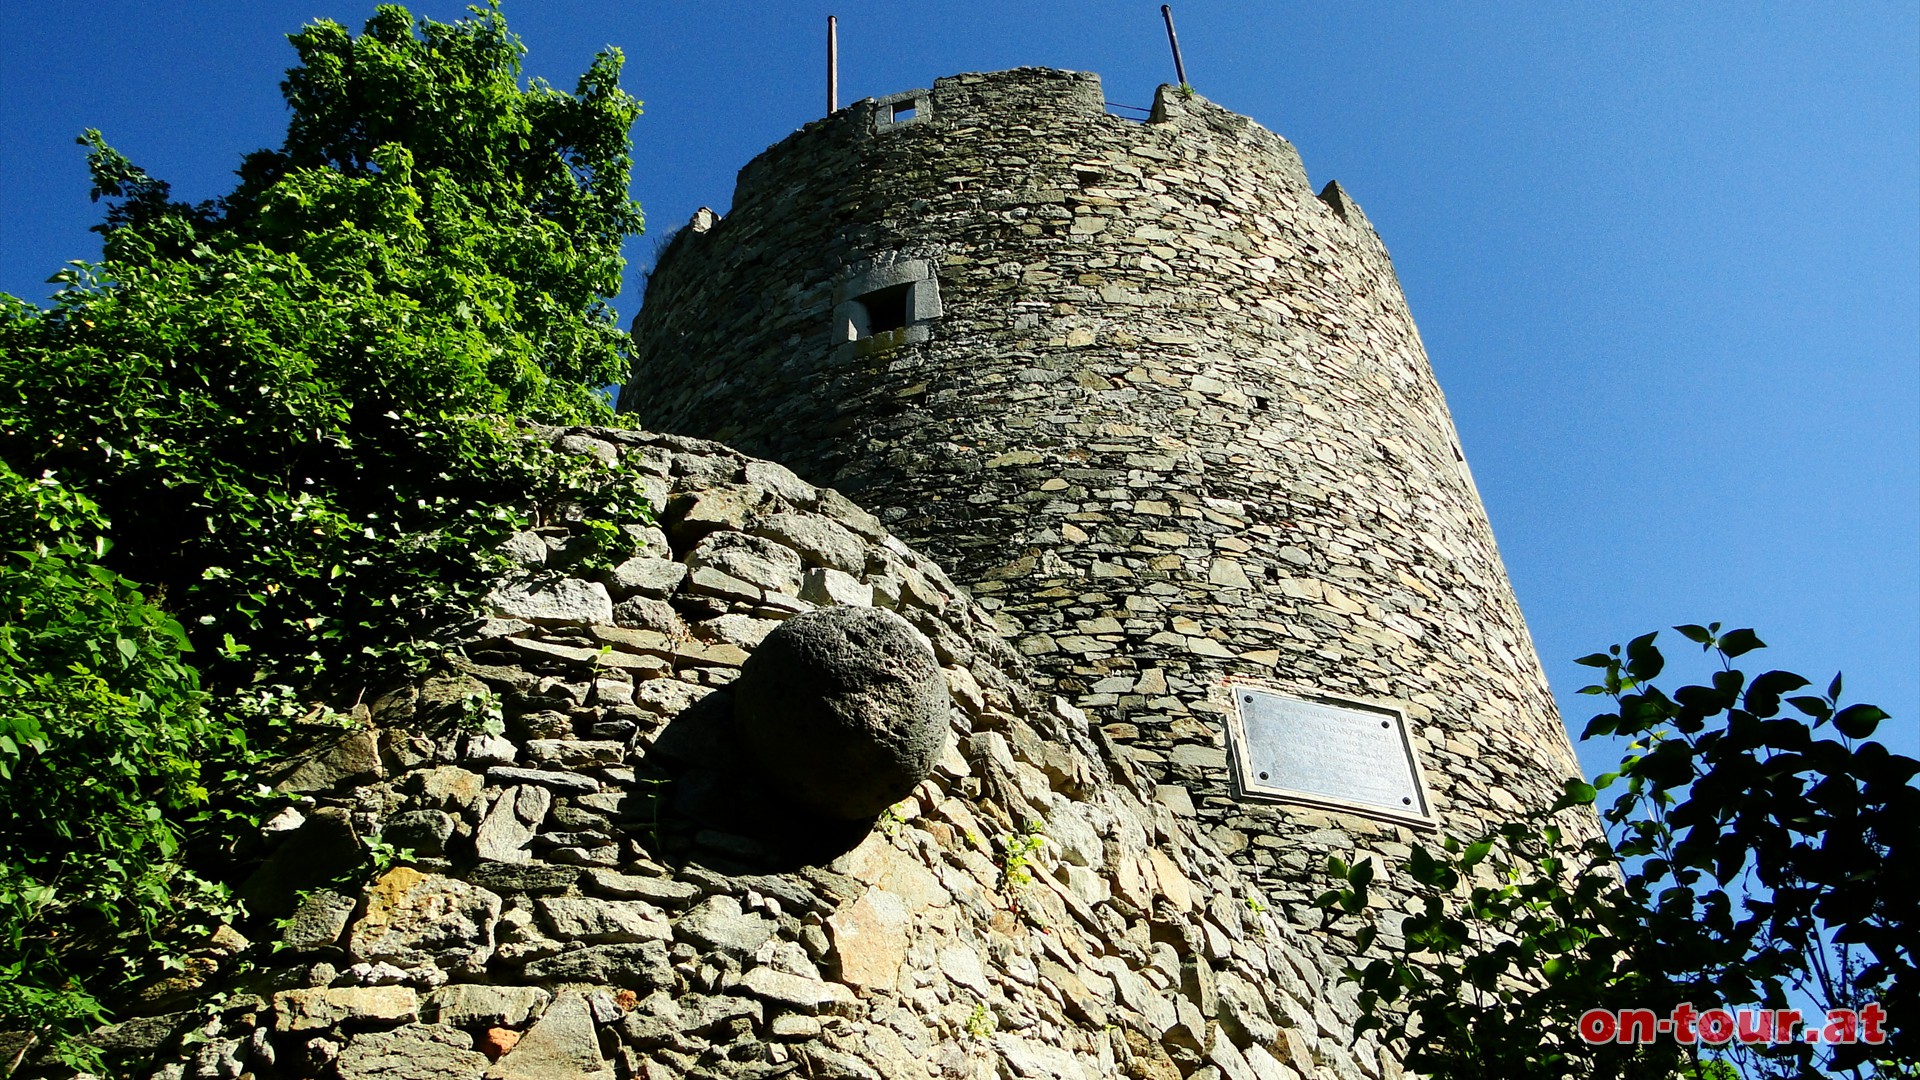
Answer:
xmin=732 ymin=606 xmax=948 ymax=820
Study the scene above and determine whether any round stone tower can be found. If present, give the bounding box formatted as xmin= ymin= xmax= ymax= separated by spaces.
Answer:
xmin=622 ymin=68 xmax=1588 ymax=947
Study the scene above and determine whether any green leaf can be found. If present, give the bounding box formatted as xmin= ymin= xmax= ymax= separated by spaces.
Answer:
xmin=1785 ymin=695 xmax=1832 ymax=720
xmin=1408 ymin=845 xmax=1452 ymax=887
xmin=1347 ymin=858 xmax=1375 ymax=889
xmin=1674 ymin=623 xmax=1715 ymax=644
xmin=1831 ymin=703 xmax=1889 ymax=739
xmin=1624 ymin=631 xmax=1664 ymax=681
xmin=1748 ymin=669 xmax=1809 ymax=696
xmin=1717 ymin=627 xmax=1764 ymax=657
xmin=1554 ymin=780 xmax=1597 ymax=809
xmin=1581 ymin=712 xmax=1620 ymax=738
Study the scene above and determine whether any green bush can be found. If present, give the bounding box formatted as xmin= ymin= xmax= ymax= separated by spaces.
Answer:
xmin=0 ymin=464 xmax=236 ymax=1065
xmin=0 ymin=3 xmax=646 ymax=1064
xmin=1321 ymin=626 xmax=1916 ymax=1079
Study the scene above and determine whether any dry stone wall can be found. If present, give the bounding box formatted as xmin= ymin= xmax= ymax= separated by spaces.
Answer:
xmin=97 ymin=427 xmax=1395 ymax=1080
xmin=620 ymin=67 xmax=1594 ymax=976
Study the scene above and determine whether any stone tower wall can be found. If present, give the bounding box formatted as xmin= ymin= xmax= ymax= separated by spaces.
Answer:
xmin=621 ymin=69 xmax=1588 ymax=964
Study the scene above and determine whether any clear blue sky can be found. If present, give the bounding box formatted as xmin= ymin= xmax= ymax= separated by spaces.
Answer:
xmin=3 ymin=2 xmax=1915 ymax=764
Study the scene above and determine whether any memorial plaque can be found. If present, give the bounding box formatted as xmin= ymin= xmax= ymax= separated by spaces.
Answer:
xmin=1225 ymin=687 xmax=1434 ymax=826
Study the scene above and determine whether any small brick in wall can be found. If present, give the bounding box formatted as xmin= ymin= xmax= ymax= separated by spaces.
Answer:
xmin=80 ymin=426 xmax=1398 ymax=1080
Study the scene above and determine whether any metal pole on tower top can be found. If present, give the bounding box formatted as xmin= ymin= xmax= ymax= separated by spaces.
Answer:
xmin=1161 ymin=5 xmax=1188 ymax=88
xmin=827 ymin=16 xmax=840 ymax=114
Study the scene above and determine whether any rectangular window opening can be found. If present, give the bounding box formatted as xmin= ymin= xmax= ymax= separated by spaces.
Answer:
xmin=873 ymin=90 xmax=931 ymax=133
xmin=856 ymin=282 xmax=913 ymax=338
xmin=835 ymin=256 xmax=940 ymax=350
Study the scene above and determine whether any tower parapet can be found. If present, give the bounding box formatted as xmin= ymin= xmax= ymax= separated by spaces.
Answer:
xmin=624 ymin=66 xmax=1588 ymax=961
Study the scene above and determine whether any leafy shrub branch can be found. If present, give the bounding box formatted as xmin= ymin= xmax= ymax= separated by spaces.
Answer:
xmin=1319 ymin=626 xmax=1915 ymax=1080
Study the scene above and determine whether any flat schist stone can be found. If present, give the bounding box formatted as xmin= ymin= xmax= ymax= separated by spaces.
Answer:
xmin=424 ymin=984 xmax=550 ymax=1028
xmin=274 ymin=728 xmax=382 ymax=794
xmin=334 ymin=1024 xmax=489 ymax=1080
xmin=673 ymin=895 xmax=774 ymax=957
xmin=347 ymin=867 xmax=502 ymax=971
xmin=485 ymin=991 xmax=611 ymax=1080
xmin=487 ymin=577 xmax=614 ymax=625
xmin=519 ymin=941 xmax=671 ymax=988
xmin=535 ymin=897 xmax=672 ymax=943
xmin=583 ymin=869 xmax=702 ymax=905
xmin=485 ymin=766 xmax=601 ymax=794
xmin=273 ymin=986 xmax=419 ymax=1031
xmin=733 ymin=967 xmax=855 ymax=1014
xmin=467 ymin=864 xmax=581 ymax=894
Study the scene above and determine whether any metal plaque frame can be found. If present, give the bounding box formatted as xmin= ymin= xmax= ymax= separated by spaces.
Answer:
xmin=1222 ymin=681 xmax=1437 ymax=828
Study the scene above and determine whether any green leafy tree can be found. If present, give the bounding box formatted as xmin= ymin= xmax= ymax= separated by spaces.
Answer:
xmin=4 ymin=4 xmax=643 ymax=682
xmin=1320 ymin=626 xmax=1915 ymax=1080
xmin=0 ymin=3 xmax=645 ymax=1066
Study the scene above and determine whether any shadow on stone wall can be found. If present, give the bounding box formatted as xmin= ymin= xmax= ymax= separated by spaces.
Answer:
xmin=643 ymin=689 xmax=878 ymax=873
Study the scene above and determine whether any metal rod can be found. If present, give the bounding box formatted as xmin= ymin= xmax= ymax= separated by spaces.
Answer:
xmin=1161 ymin=5 xmax=1188 ymax=88
xmin=827 ymin=16 xmax=839 ymax=114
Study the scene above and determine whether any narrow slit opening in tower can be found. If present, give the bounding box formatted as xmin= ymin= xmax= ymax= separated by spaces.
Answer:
xmin=854 ymin=282 xmax=913 ymax=339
